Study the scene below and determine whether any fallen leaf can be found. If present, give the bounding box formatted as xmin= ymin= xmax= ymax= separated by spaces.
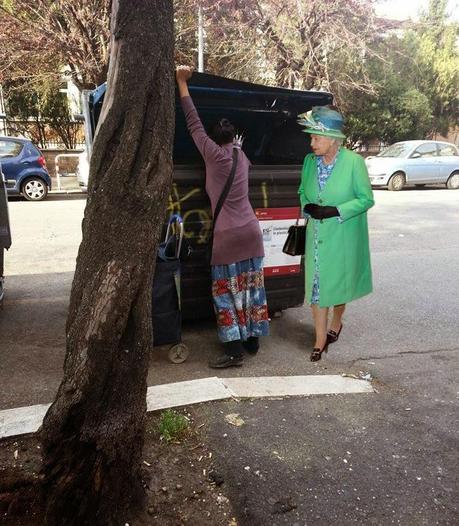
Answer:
xmin=225 ymin=413 xmax=245 ymax=427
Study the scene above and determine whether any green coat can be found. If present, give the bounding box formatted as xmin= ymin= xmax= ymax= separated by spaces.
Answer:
xmin=298 ymin=148 xmax=375 ymax=307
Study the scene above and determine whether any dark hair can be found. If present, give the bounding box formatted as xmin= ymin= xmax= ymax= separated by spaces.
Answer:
xmin=210 ymin=118 xmax=235 ymax=145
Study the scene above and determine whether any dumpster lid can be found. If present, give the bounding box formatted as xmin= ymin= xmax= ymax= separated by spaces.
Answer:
xmin=187 ymin=72 xmax=332 ymax=105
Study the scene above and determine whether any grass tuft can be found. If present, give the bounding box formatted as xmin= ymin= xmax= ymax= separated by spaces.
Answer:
xmin=158 ymin=409 xmax=190 ymax=443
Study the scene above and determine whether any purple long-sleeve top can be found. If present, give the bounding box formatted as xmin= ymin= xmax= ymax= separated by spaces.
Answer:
xmin=181 ymin=96 xmax=264 ymax=265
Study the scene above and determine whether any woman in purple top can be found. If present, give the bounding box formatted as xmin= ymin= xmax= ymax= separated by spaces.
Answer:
xmin=176 ymin=66 xmax=269 ymax=369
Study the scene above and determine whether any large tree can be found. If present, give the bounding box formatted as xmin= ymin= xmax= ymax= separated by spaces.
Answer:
xmin=40 ymin=0 xmax=175 ymax=524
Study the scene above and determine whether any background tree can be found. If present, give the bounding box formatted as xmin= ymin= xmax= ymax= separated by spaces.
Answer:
xmin=174 ymin=0 xmax=458 ymax=144
xmin=416 ymin=0 xmax=458 ymax=136
xmin=40 ymin=0 xmax=175 ymax=523
xmin=0 ymin=0 xmax=111 ymax=90
xmin=175 ymin=0 xmax=378 ymax=95
xmin=5 ymin=79 xmax=82 ymax=149
xmin=344 ymin=31 xmax=435 ymax=146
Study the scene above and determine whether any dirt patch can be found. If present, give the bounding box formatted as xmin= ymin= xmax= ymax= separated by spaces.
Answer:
xmin=0 ymin=407 xmax=236 ymax=525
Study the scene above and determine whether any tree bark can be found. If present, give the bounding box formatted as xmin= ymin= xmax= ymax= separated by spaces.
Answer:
xmin=40 ymin=1 xmax=174 ymax=524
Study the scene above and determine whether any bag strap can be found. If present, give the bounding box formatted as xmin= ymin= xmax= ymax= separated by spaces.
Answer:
xmin=295 ymin=206 xmax=301 ymax=226
xmin=212 ymin=148 xmax=239 ymax=228
xmin=296 ymin=206 xmax=308 ymax=227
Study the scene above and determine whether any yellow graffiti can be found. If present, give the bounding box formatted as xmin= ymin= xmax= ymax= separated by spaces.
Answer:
xmin=167 ymin=180 xmax=271 ymax=244
xmin=261 ymin=181 xmax=268 ymax=208
xmin=167 ymin=183 xmax=212 ymax=244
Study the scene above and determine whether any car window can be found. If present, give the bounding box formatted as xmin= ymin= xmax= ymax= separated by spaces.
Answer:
xmin=412 ymin=143 xmax=438 ymax=158
xmin=438 ymin=143 xmax=458 ymax=157
xmin=377 ymin=142 xmax=411 ymax=158
xmin=0 ymin=140 xmax=23 ymax=158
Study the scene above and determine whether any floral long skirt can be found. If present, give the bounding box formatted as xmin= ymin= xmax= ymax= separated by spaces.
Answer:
xmin=211 ymin=257 xmax=270 ymax=343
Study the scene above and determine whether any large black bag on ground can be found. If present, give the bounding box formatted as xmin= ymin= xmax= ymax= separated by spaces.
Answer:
xmin=151 ymin=214 xmax=184 ymax=347
xmin=152 ymin=258 xmax=181 ymax=346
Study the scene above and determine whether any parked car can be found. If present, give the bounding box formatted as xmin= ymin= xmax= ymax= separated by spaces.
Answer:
xmin=75 ymin=149 xmax=89 ymax=190
xmin=0 ymin=136 xmax=52 ymax=200
xmin=366 ymin=140 xmax=459 ymax=191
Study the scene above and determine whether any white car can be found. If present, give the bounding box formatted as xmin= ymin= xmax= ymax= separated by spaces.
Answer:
xmin=365 ymin=140 xmax=459 ymax=191
xmin=75 ymin=150 xmax=89 ymax=190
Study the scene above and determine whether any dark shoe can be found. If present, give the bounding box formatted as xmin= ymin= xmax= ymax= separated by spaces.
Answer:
xmin=242 ymin=337 xmax=259 ymax=354
xmin=209 ymin=353 xmax=244 ymax=369
xmin=327 ymin=324 xmax=343 ymax=344
xmin=310 ymin=342 xmax=329 ymax=362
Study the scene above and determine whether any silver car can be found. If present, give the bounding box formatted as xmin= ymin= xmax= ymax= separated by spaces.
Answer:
xmin=365 ymin=140 xmax=459 ymax=191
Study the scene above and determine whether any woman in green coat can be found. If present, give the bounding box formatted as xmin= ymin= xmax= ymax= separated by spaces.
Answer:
xmin=298 ymin=106 xmax=374 ymax=362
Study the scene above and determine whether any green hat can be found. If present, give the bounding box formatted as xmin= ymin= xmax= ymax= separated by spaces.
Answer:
xmin=298 ymin=106 xmax=346 ymax=139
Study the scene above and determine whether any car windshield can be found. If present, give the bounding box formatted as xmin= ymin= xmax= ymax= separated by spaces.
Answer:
xmin=377 ymin=143 xmax=412 ymax=158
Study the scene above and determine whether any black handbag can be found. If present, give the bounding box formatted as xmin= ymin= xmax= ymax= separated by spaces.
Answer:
xmin=282 ymin=208 xmax=307 ymax=256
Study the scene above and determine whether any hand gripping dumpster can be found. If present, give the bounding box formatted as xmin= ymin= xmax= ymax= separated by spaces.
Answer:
xmin=82 ymin=73 xmax=333 ymax=322
xmin=152 ymin=214 xmax=190 ymax=363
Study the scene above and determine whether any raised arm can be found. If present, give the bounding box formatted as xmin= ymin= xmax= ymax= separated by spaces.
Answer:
xmin=176 ymin=66 xmax=224 ymax=162
xmin=176 ymin=65 xmax=192 ymax=98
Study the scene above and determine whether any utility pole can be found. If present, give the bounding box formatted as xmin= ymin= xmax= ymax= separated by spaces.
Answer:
xmin=198 ymin=3 xmax=204 ymax=72
xmin=0 ymin=85 xmax=6 ymax=135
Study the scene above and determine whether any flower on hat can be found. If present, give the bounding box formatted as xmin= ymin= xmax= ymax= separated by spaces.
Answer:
xmin=298 ymin=106 xmax=346 ymax=139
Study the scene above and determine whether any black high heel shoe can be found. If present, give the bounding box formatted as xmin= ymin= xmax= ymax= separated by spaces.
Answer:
xmin=310 ymin=342 xmax=329 ymax=362
xmin=327 ymin=324 xmax=343 ymax=344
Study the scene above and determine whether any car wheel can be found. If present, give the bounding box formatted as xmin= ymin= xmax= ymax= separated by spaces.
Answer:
xmin=446 ymin=171 xmax=459 ymax=190
xmin=388 ymin=172 xmax=405 ymax=191
xmin=22 ymin=177 xmax=48 ymax=201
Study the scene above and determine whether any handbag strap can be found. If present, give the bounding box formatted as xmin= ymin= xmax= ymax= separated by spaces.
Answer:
xmin=212 ymin=148 xmax=239 ymax=227
xmin=296 ymin=206 xmax=302 ymax=226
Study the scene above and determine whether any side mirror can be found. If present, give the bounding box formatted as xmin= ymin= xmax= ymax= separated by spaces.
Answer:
xmin=410 ymin=152 xmax=421 ymax=159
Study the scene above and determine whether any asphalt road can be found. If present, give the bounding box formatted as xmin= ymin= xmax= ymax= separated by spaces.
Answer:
xmin=1 ymin=188 xmax=458 ymax=524
xmin=1 ymin=188 xmax=457 ymax=407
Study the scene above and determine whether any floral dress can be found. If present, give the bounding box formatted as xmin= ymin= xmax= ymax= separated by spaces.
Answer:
xmin=212 ymin=258 xmax=270 ymax=342
xmin=309 ymin=155 xmax=338 ymax=304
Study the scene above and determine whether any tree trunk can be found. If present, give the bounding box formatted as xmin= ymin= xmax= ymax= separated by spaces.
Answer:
xmin=40 ymin=1 xmax=174 ymax=524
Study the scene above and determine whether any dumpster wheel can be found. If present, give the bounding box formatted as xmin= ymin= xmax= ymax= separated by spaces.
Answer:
xmin=168 ymin=343 xmax=190 ymax=364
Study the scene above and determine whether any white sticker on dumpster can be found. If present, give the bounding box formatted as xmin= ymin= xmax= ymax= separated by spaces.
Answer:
xmin=255 ymin=208 xmax=304 ymax=276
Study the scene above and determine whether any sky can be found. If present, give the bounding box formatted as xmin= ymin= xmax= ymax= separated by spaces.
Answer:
xmin=375 ymin=0 xmax=459 ymax=21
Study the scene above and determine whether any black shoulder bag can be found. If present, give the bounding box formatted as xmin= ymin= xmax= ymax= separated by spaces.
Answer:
xmin=207 ymin=148 xmax=239 ymax=263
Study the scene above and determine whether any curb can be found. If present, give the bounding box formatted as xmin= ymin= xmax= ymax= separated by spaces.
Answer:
xmin=0 ymin=375 xmax=373 ymax=439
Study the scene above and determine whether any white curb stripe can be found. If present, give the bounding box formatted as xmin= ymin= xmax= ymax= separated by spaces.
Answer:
xmin=0 ymin=375 xmax=373 ymax=439
xmin=221 ymin=375 xmax=373 ymax=398
xmin=0 ymin=404 xmax=50 ymax=440
xmin=146 ymin=376 xmax=236 ymax=412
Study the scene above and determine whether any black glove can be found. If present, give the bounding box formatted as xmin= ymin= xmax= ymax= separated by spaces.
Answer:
xmin=304 ymin=203 xmax=339 ymax=220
